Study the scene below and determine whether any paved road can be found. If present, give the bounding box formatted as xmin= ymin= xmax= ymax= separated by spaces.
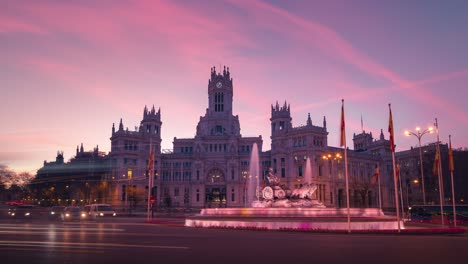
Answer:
xmin=0 ymin=215 xmax=467 ymax=264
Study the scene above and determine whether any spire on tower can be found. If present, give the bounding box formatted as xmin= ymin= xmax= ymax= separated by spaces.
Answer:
xmin=144 ymin=105 xmax=148 ymax=117
xmin=323 ymin=116 xmax=327 ymax=128
xmin=151 ymin=105 xmax=155 ymax=114
xmin=380 ymin=129 xmax=385 ymax=140
xmin=307 ymin=113 xmax=312 ymax=126
xmin=361 ymin=114 xmax=364 ymax=133
xmin=112 ymin=123 xmax=115 ymax=134
xmin=80 ymin=143 xmax=84 ymax=153
xmin=119 ymin=118 xmax=123 ymax=131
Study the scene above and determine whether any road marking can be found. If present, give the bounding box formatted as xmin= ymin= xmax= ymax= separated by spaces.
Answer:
xmin=0 ymin=224 xmax=125 ymax=232
xmin=0 ymin=240 xmax=190 ymax=250
xmin=0 ymin=246 xmax=105 ymax=254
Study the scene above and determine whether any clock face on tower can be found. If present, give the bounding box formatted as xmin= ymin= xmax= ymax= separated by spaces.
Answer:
xmin=216 ymin=82 xmax=222 ymax=88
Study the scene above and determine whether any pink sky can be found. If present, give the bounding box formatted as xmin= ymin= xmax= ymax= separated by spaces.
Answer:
xmin=1 ymin=0 xmax=468 ymax=173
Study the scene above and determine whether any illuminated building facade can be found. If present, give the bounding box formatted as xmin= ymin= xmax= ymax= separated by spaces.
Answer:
xmin=107 ymin=66 xmax=398 ymax=209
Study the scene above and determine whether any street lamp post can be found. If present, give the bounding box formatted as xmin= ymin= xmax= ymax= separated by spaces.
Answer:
xmin=322 ymin=153 xmax=342 ymax=207
xmin=405 ymin=126 xmax=433 ymax=205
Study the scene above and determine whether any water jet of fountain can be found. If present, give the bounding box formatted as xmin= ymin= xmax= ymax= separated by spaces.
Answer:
xmin=304 ymin=157 xmax=313 ymax=185
xmin=247 ymin=143 xmax=260 ymax=207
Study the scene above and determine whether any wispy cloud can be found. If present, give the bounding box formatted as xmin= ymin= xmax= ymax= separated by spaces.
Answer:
xmin=230 ymin=0 xmax=468 ymax=123
xmin=0 ymin=15 xmax=48 ymax=34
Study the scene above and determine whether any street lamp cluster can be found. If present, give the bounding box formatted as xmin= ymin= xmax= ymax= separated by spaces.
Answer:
xmin=322 ymin=152 xmax=342 ymax=206
xmin=404 ymin=126 xmax=433 ymax=205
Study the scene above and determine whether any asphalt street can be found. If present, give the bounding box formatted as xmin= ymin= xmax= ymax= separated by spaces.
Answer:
xmin=0 ymin=208 xmax=467 ymax=264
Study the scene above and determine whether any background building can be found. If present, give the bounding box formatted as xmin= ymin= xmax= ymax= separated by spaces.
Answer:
xmin=32 ymin=145 xmax=111 ymax=206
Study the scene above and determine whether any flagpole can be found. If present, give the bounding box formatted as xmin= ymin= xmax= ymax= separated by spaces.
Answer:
xmin=449 ymin=135 xmax=456 ymax=227
xmin=147 ymin=138 xmax=153 ymax=222
xmin=341 ymin=99 xmax=351 ymax=233
xmin=435 ymin=118 xmax=444 ymax=226
xmin=388 ymin=104 xmax=401 ymax=232
xmin=377 ymin=163 xmax=382 ymax=210
xmin=398 ymin=163 xmax=405 ymax=221
xmin=344 ymin=143 xmax=350 ymax=233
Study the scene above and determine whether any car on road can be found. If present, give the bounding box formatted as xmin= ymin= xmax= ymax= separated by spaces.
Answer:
xmin=9 ymin=205 xmax=37 ymax=220
xmin=48 ymin=206 xmax=66 ymax=221
xmin=89 ymin=204 xmax=117 ymax=219
xmin=61 ymin=206 xmax=85 ymax=222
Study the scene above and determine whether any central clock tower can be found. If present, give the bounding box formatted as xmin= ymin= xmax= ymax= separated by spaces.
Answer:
xmin=207 ymin=66 xmax=233 ymax=115
xmin=195 ymin=66 xmax=240 ymax=137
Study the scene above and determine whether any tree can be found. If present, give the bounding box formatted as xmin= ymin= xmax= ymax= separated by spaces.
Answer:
xmin=351 ymin=176 xmax=371 ymax=208
xmin=0 ymin=164 xmax=35 ymax=201
xmin=0 ymin=164 xmax=35 ymax=189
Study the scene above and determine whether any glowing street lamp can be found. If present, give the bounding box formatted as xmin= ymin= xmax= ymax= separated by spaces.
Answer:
xmin=322 ymin=152 xmax=343 ymax=207
xmin=405 ymin=126 xmax=433 ymax=205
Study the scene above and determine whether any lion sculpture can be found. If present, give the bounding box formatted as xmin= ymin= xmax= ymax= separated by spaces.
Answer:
xmin=290 ymin=184 xmax=317 ymax=199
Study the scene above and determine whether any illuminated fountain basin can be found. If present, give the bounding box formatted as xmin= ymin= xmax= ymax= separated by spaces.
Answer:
xmin=185 ymin=208 xmax=404 ymax=231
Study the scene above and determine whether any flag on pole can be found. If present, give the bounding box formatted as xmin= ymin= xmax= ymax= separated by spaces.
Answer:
xmin=370 ymin=164 xmax=379 ymax=185
xmin=433 ymin=149 xmax=440 ymax=176
xmin=396 ymin=163 xmax=401 ymax=180
xmin=388 ymin=104 xmax=395 ymax=152
xmin=340 ymin=99 xmax=346 ymax=147
xmin=449 ymin=138 xmax=454 ymax=172
xmin=147 ymin=146 xmax=154 ymax=176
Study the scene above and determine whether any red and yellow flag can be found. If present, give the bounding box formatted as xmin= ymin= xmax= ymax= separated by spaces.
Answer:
xmin=147 ymin=146 xmax=154 ymax=175
xmin=340 ymin=99 xmax=346 ymax=147
xmin=396 ymin=163 xmax=401 ymax=180
xmin=433 ymin=149 xmax=439 ymax=176
xmin=388 ymin=104 xmax=395 ymax=152
xmin=449 ymin=136 xmax=454 ymax=172
xmin=370 ymin=164 xmax=380 ymax=185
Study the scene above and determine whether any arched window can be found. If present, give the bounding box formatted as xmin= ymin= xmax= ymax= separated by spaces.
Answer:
xmin=208 ymin=168 xmax=225 ymax=183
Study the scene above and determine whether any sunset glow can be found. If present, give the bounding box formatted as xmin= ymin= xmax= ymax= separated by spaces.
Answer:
xmin=2 ymin=0 xmax=467 ymax=173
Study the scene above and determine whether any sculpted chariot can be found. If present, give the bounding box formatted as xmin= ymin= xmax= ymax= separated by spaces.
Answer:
xmin=255 ymin=168 xmax=325 ymax=208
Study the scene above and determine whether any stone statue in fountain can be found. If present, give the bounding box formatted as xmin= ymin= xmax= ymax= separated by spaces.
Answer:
xmin=253 ymin=168 xmax=325 ymax=208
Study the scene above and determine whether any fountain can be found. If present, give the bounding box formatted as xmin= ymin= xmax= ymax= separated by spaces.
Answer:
xmin=185 ymin=144 xmax=403 ymax=231
xmin=247 ymin=143 xmax=260 ymax=207
xmin=304 ymin=157 xmax=312 ymax=184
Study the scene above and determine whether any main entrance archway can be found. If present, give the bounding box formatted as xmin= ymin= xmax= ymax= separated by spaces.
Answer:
xmin=205 ymin=168 xmax=226 ymax=208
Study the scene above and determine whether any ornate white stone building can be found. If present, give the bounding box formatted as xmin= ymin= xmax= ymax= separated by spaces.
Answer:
xmin=107 ymin=66 xmax=398 ymax=209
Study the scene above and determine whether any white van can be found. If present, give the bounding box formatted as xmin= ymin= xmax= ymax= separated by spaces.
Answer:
xmin=89 ymin=204 xmax=117 ymax=219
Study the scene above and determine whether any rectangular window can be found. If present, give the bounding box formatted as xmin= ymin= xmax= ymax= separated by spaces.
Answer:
xmin=298 ymin=165 xmax=303 ymax=177
xmin=231 ymin=169 xmax=235 ymax=180
xmin=281 ymin=168 xmax=286 ymax=178
xmin=196 ymin=170 xmax=200 ymax=180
